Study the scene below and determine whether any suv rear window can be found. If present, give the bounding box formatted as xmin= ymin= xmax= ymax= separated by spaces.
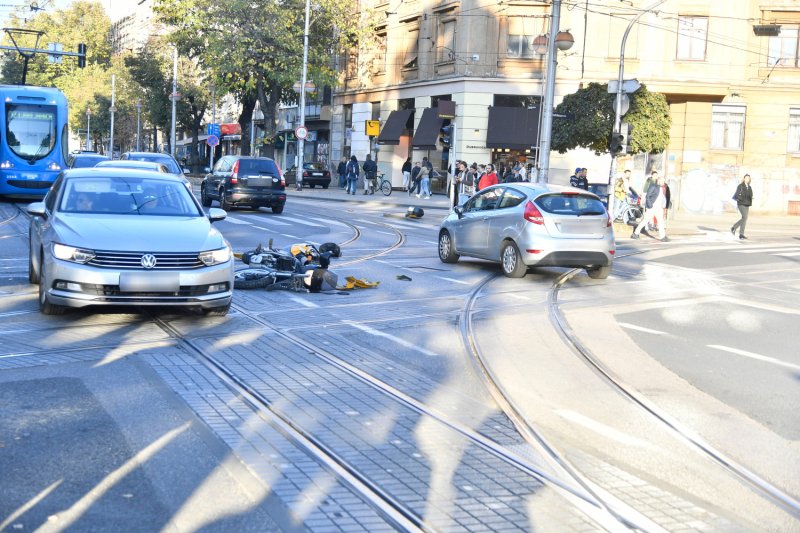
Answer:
xmin=537 ymin=193 xmax=606 ymax=216
xmin=239 ymin=159 xmax=279 ymax=175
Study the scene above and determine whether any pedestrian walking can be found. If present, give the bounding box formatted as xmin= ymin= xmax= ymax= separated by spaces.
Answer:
xmin=462 ymin=163 xmax=477 ymax=198
xmin=450 ymin=161 xmax=466 ymax=207
xmin=409 ymin=161 xmax=422 ymax=196
xmin=570 ymin=167 xmax=588 ymax=190
xmin=418 ymin=164 xmax=431 ymax=198
xmin=401 ymin=158 xmax=412 ymax=191
xmin=345 ymin=155 xmax=359 ymax=195
xmin=475 ymin=164 xmax=486 ymax=190
xmin=641 ymin=170 xmax=660 ymax=231
xmin=337 ymin=157 xmax=347 ymax=189
xmin=362 ymin=154 xmax=377 ymax=194
xmin=731 ymin=174 xmax=753 ymax=240
xmin=631 ymin=174 xmax=671 ymax=241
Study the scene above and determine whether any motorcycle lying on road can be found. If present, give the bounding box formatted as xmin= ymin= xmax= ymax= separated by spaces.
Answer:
xmin=233 ymin=240 xmax=341 ymax=292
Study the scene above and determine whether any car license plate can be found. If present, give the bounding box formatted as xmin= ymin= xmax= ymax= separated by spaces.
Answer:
xmin=312 ymin=172 xmax=322 ymax=176
xmin=119 ymin=272 xmax=180 ymax=292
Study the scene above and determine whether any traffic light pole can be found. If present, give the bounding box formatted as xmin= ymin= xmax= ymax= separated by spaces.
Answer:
xmin=608 ymin=0 xmax=665 ymax=214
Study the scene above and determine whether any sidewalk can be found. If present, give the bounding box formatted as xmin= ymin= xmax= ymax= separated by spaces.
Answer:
xmin=191 ymin=176 xmax=800 ymax=239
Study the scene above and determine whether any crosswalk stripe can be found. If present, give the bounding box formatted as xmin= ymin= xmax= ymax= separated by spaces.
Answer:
xmin=735 ymin=247 xmax=800 ymax=254
xmin=774 ymin=251 xmax=800 ymax=257
xmin=276 ymin=214 xmax=324 ymax=227
xmin=222 ymin=216 xmax=252 ymax=225
xmin=238 ymin=214 xmax=291 ymax=226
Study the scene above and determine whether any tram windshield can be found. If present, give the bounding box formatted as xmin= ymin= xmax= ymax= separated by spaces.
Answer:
xmin=6 ymin=103 xmax=57 ymax=161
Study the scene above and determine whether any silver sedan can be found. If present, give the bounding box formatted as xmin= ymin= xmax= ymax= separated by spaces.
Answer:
xmin=28 ymin=168 xmax=234 ymax=315
xmin=438 ymin=183 xmax=615 ymax=279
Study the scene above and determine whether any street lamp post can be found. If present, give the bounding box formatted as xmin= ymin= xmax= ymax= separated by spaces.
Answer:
xmin=86 ymin=108 xmax=91 ymax=151
xmin=296 ymin=0 xmax=311 ymax=192
xmin=607 ymin=0 xmax=666 ymax=209
xmin=135 ymin=100 xmax=142 ymax=151
xmin=537 ymin=0 xmax=573 ymax=183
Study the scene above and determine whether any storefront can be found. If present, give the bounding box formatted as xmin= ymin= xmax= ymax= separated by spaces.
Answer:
xmin=485 ymin=106 xmax=541 ymax=178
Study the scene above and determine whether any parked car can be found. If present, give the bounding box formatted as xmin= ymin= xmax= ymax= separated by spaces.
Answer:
xmin=95 ymin=160 xmax=170 ymax=173
xmin=120 ymin=151 xmax=186 ymax=176
xmin=27 ymin=168 xmax=233 ymax=316
xmin=68 ymin=153 xmax=109 ymax=169
xmin=438 ymin=183 xmax=614 ymax=279
xmin=284 ymin=162 xmax=332 ymax=189
xmin=200 ymin=155 xmax=286 ymax=213
xmin=587 ymin=183 xmax=610 ymax=207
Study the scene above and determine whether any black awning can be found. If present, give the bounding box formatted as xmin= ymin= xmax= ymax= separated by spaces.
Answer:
xmin=376 ymin=109 xmax=413 ymax=145
xmin=486 ymin=106 xmax=541 ymax=150
xmin=411 ymin=107 xmax=444 ymax=150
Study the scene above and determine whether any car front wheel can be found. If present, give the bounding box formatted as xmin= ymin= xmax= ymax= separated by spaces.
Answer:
xmin=38 ymin=254 xmax=66 ymax=315
xmin=28 ymin=238 xmax=39 ymax=284
xmin=438 ymin=231 xmax=459 ymax=263
xmin=501 ymin=241 xmax=527 ymax=278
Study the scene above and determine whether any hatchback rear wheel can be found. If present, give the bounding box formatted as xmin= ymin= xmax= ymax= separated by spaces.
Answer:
xmin=220 ymin=189 xmax=233 ymax=211
xmin=200 ymin=185 xmax=212 ymax=207
xmin=586 ymin=265 xmax=611 ymax=279
xmin=438 ymin=231 xmax=459 ymax=263
xmin=501 ymin=241 xmax=527 ymax=278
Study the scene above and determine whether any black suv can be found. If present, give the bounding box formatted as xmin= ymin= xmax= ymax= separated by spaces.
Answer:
xmin=201 ymin=156 xmax=286 ymax=213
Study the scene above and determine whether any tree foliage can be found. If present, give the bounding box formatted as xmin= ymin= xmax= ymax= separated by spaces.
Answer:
xmin=551 ymin=82 xmax=671 ymax=155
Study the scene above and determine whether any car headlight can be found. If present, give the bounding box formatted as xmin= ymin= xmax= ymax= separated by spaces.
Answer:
xmin=53 ymin=243 xmax=96 ymax=264
xmin=199 ymin=246 xmax=231 ymax=266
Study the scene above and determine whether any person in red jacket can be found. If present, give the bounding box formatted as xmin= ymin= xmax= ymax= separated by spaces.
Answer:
xmin=478 ymin=164 xmax=499 ymax=190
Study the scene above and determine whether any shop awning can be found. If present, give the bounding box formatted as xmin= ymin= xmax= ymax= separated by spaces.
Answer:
xmin=486 ymin=106 xmax=541 ymax=150
xmin=377 ymin=109 xmax=413 ymax=145
xmin=411 ymin=107 xmax=445 ymax=150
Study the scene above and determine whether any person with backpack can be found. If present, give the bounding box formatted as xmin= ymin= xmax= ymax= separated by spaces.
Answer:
xmin=345 ymin=155 xmax=359 ymax=195
xmin=408 ymin=161 xmax=422 ymax=196
xmin=362 ymin=154 xmax=377 ymax=194
xmin=336 ymin=157 xmax=347 ymax=189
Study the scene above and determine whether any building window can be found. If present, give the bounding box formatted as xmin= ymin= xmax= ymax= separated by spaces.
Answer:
xmin=768 ymin=27 xmax=800 ymax=67
xmin=403 ymin=26 xmax=419 ymax=69
xmin=437 ymin=18 xmax=455 ymax=63
xmin=507 ymin=17 xmax=536 ymax=58
xmin=677 ymin=16 xmax=708 ymax=60
xmin=711 ymin=105 xmax=745 ymax=150
xmin=789 ymin=108 xmax=800 ymax=153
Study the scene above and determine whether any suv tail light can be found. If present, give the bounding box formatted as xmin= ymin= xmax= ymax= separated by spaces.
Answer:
xmin=230 ymin=160 xmax=240 ymax=184
xmin=275 ymin=163 xmax=286 ymax=186
xmin=523 ymin=201 xmax=544 ymax=225
xmin=303 ymin=170 xmax=309 ymax=177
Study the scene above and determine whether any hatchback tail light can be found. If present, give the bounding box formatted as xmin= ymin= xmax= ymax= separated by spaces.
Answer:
xmin=230 ymin=160 xmax=240 ymax=184
xmin=523 ymin=201 xmax=544 ymax=225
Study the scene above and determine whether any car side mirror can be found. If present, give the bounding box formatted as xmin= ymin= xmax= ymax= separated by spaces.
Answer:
xmin=203 ymin=167 xmax=210 ymax=173
xmin=208 ymin=207 xmax=227 ymax=223
xmin=183 ymin=168 xmax=190 ymax=175
xmin=454 ymin=205 xmax=464 ymax=218
xmin=27 ymin=202 xmax=46 ymax=217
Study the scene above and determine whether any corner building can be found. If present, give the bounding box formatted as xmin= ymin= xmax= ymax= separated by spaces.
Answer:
xmin=330 ymin=0 xmax=800 ymax=215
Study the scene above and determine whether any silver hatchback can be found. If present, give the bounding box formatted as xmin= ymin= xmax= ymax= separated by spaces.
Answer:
xmin=28 ymin=168 xmax=234 ymax=315
xmin=438 ymin=183 xmax=615 ymax=279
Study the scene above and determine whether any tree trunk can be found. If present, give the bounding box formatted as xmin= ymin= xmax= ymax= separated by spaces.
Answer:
xmin=258 ymin=81 xmax=280 ymax=160
xmin=238 ymin=92 xmax=256 ymax=156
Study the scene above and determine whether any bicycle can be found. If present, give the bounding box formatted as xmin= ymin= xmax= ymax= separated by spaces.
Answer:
xmin=376 ymin=172 xmax=392 ymax=196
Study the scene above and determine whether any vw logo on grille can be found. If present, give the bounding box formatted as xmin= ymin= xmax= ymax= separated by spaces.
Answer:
xmin=141 ymin=254 xmax=157 ymax=269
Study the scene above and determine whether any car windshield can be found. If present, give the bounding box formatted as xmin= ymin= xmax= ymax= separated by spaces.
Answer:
xmin=97 ymin=161 xmax=167 ymax=172
xmin=126 ymin=154 xmax=181 ymax=174
xmin=536 ymin=193 xmax=607 ymax=216
xmin=60 ymin=176 xmax=202 ymax=216
xmin=71 ymin=156 xmax=108 ymax=168
xmin=304 ymin=162 xmax=325 ymax=171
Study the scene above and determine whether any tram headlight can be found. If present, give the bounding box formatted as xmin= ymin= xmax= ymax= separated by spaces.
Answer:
xmin=47 ymin=162 xmax=62 ymax=171
xmin=0 ymin=160 xmax=14 ymax=169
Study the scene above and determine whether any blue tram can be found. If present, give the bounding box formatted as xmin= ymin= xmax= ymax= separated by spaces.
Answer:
xmin=0 ymin=85 xmax=69 ymax=197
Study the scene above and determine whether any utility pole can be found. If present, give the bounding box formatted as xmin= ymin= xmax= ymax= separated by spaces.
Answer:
xmin=209 ymin=86 xmax=216 ymax=169
xmin=86 ymin=108 xmax=91 ymax=151
xmin=135 ymin=100 xmax=142 ymax=151
xmin=109 ymin=74 xmax=115 ymax=157
xmin=296 ymin=0 xmax=311 ymax=191
xmin=170 ymin=47 xmax=177 ymax=157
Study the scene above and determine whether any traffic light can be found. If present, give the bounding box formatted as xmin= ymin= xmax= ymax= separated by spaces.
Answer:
xmin=609 ymin=132 xmax=624 ymax=154
xmin=439 ymin=124 xmax=451 ymax=146
xmin=77 ymin=43 xmax=86 ymax=68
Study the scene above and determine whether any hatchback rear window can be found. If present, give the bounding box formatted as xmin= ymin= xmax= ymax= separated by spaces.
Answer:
xmin=537 ymin=194 xmax=606 ymax=216
xmin=239 ymin=159 xmax=279 ymax=175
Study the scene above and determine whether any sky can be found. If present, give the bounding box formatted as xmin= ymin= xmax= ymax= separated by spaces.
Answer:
xmin=1 ymin=0 xmax=138 ymax=26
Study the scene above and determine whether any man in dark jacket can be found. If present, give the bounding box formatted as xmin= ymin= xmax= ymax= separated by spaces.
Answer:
xmin=401 ymin=158 xmax=412 ymax=191
xmin=409 ymin=161 xmax=422 ymax=196
xmin=731 ymin=174 xmax=753 ymax=239
xmin=336 ymin=157 xmax=347 ymax=189
xmin=362 ymin=154 xmax=378 ymax=194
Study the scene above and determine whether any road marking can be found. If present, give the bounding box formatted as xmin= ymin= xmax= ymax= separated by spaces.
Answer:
xmin=222 ymin=216 xmax=252 ymax=225
xmin=285 ymin=292 xmax=319 ymax=308
xmin=374 ymin=231 xmax=395 ymax=235
xmin=278 ymin=214 xmax=324 ymax=227
xmin=774 ymin=251 xmax=800 ymax=257
xmin=238 ymin=214 xmax=291 ymax=226
xmin=735 ymin=247 xmax=800 ymax=254
xmin=618 ymin=322 xmax=667 ymax=335
xmin=506 ymin=293 xmax=530 ymax=301
xmin=436 ymin=276 xmax=471 ymax=285
xmin=556 ymin=409 xmax=648 ymax=447
xmin=345 ymin=321 xmax=439 ymax=357
xmin=707 ymin=345 xmax=800 ymax=371
xmin=251 ymin=226 xmax=271 ymax=231
xmin=0 ymin=310 xmax=36 ymax=318
xmin=305 ymin=216 xmax=344 ymax=226
xmin=424 ymin=240 xmax=439 ymax=245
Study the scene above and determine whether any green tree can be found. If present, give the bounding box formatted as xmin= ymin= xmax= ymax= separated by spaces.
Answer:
xmin=155 ymin=0 xmax=371 ymax=156
xmin=551 ymin=82 xmax=671 ymax=155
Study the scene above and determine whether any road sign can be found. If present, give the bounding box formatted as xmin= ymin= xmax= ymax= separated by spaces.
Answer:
xmin=608 ymin=79 xmax=641 ymax=94
xmin=207 ymin=123 xmax=221 ymax=136
xmin=365 ymin=120 xmax=380 ymax=137
xmin=47 ymin=42 xmax=62 ymax=64
xmin=295 ymin=125 xmax=308 ymax=140
xmin=206 ymin=134 xmax=219 ymax=147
